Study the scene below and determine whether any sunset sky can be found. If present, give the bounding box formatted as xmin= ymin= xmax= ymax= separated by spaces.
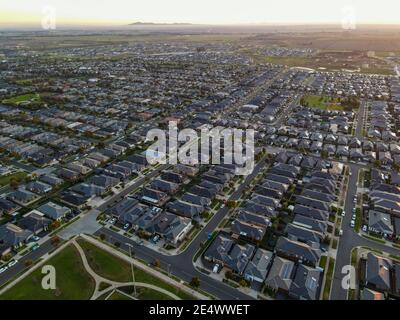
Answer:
xmin=1 ymin=0 xmax=400 ymax=27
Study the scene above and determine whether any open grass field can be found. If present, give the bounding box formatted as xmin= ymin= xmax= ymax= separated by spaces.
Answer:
xmin=300 ymin=95 xmax=359 ymax=111
xmin=2 ymin=93 xmax=42 ymax=105
xmin=0 ymin=171 xmax=27 ymax=187
xmin=0 ymin=245 xmax=95 ymax=300
xmin=77 ymin=239 xmax=195 ymax=300
xmin=301 ymin=95 xmax=345 ymax=110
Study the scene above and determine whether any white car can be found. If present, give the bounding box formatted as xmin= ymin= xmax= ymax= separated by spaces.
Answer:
xmin=362 ymin=225 xmax=368 ymax=232
xmin=7 ymin=260 xmax=18 ymax=268
xmin=213 ymin=264 xmax=220 ymax=273
xmin=0 ymin=267 xmax=7 ymax=274
xmin=32 ymin=236 xmax=40 ymax=241
xmin=350 ymin=220 xmax=355 ymax=228
xmin=352 ymin=214 xmax=356 ymax=220
xmin=339 ymin=229 xmax=344 ymax=236
xmin=341 ymin=211 xmax=346 ymax=217
xmin=110 ymin=218 xmax=117 ymax=225
xmin=123 ymin=223 xmax=130 ymax=230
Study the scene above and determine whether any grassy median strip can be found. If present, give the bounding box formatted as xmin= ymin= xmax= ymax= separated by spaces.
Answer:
xmin=362 ymin=234 xmax=386 ymax=244
xmin=322 ymin=257 xmax=335 ymax=300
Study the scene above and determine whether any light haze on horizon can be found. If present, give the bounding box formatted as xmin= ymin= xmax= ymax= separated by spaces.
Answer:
xmin=1 ymin=0 xmax=400 ymax=27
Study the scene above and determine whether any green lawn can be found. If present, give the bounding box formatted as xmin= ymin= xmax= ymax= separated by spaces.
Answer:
xmin=323 ymin=258 xmax=335 ymax=300
xmin=2 ymin=93 xmax=41 ymax=105
xmin=319 ymin=255 xmax=328 ymax=269
xmin=0 ymin=245 xmax=95 ymax=300
xmin=301 ymin=95 xmax=344 ymax=110
xmin=108 ymin=291 xmax=133 ymax=300
xmin=136 ymin=287 xmax=173 ymax=300
xmin=77 ymin=239 xmax=195 ymax=300
xmin=0 ymin=171 xmax=28 ymax=187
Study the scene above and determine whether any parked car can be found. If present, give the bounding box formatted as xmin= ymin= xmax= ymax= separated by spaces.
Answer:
xmin=339 ymin=229 xmax=343 ymax=236
xmin=110 ymin=218 xmax=117 ymax=225
xmin=0 ymin=266 xmax=8 ymax=274
xmin=341 ymin=211 xmax=346 ymax=217
xmin=350 ymin=220 xmax=355 ymax=228
xmin=32 ymin=236 xmax=40 ymax=241
xmin=123 ymin=223 xmax=130 ymax=230
xmin=362 ymin=225 xmax=368 ymax=232
xmin=7 ymin=260 xmax=18 ymax=268
xmin=213 ymin=264 xmax=220 ymax=273
xmin=31 ymin=243 xmax=40 ymax=251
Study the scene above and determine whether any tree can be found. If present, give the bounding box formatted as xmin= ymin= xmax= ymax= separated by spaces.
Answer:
xmin=225 ymin=270 xmax=233 ymax=280
xmin=99 ymin=233 xmax=106 ymax=241
xmin=153 ymin=259 xmax=161 ymax=268
xmin=51 ymin=236 xmax=61 ymax=247
xmin=114 ymin=241 xmax=121 ymax=248
xmin=239 ymin=279 xmax=248 ymax=287
xmin=190 ymin=277 xmax=200 ymax=288
xmin=9 ymin=178 xmax=19 ymax=190
xmin=49 ymin=220 xmax=61 ymax=231
xmin=24 ymin=259 xmax=34 ymax=267
xmin=226 ymin=200 xmax=237 ymax=208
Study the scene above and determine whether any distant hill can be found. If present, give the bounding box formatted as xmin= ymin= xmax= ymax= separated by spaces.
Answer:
xmin=129 ymin=22 xmax=193 ymax=26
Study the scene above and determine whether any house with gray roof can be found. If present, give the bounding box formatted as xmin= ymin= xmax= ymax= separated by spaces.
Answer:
xmin=275 ymin=237 xmax=321 ymax=267
xmin=8 ymin=188 xmax=39 ymax=206
xmin=37 ymin=202 xmax=71 ymax=221
xmin=264 ymin=256 xmax=295 ymax=293
xmin=244 ymin=248 xmax=273 ymax=285
xmin=231 ymin=219 xmax=266 ymax=242
xmin=364 ymin=253 xmax=392 ymax=293
xmin=19 ymin=210 xmax=51 ymax=234
xmin=293 ymin=204 xmax=329 ymax=222
xmin=285 ymin=223 xmax=324 ymax=244
xmin=0 ymin=223 xmax=33 ymax=254
xmin=181 ymin=193 xmax=211 ymax=207
xmin=167 ymin=200 xmax=204 ymax=219
xmin=145 ymin=211 xmax=192 ymax=246
xmin=26 ymin=181 xmax=52 ymax=195
xmin=368 ymin=210 xmax=394 ymax=237
xmin=204 ymin=234 xmax=255 ymax=274
xmin=293 ymin=214 xmax=328 ymax=234
xmin=289 ymin=264 xmax=322 ymax=300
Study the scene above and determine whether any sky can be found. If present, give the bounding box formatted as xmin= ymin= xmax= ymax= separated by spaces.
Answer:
xmin=1 ymin=0 xmax=400 ymax=27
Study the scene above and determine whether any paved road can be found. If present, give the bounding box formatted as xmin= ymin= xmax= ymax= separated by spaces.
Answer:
xmin=0 ymin=239 xmax=54 ymax=287
xmin=95 ymin=157 xmax=267 ymax=300
xmin=331 ymin=163 xmax=400 ymax=299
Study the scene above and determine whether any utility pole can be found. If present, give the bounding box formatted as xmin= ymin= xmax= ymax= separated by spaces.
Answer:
xmin=126 ymin=243 xmax=137 ymax=297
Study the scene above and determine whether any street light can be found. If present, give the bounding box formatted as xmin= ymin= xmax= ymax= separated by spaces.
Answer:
xmin=125 ymin=242 xmax=137 ymax=297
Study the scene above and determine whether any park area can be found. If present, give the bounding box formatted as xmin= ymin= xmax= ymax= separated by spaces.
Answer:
xmin=0 ymin=171 xmax=28 ymax=187
xmin=0 ymin=238 xmax=194 ymax=300
xmin=300 ymin=94 xmax=359 ymax=111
